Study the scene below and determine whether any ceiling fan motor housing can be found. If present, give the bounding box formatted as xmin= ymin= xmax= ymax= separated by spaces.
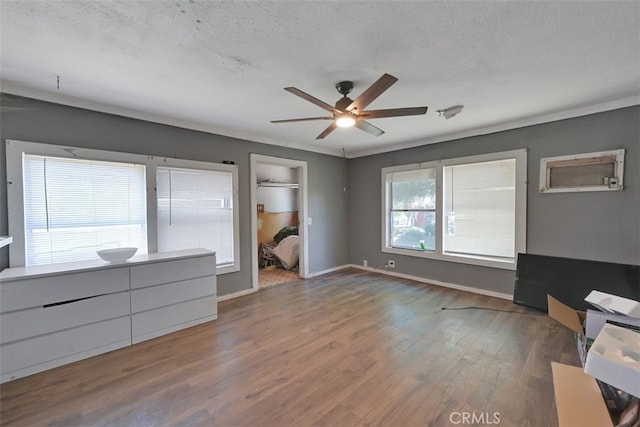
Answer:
xmin=335 ymin=80 xmax=356 ymax=111
xmin=335 ymin=81 xmax=354 ymax=96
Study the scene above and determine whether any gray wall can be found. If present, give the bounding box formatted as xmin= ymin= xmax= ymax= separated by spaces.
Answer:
xmin=2 ymin=95 xmax=638 ymax=298
xmin=349 ymin=106 xmax=640 ymax=295
xmin=0 ymin=94 xmax=350 ymax=296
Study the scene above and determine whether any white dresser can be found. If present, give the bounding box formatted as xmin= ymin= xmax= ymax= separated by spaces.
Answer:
xmin=0 ymin=249 xmax=217 ymax=383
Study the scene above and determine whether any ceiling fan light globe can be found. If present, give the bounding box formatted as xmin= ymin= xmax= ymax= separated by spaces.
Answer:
xmin=336 ymin=116 xmax=355 ymax=128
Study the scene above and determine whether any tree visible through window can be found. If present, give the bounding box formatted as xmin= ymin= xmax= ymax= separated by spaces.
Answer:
xmin=382 ymin=149 xmax=526 ymax=270
xmin=389 ymin=168 xmax=436 ymax=250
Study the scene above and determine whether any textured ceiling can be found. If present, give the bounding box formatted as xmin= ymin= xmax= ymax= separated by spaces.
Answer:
xmin=1 ymin=1 xmax=639 ymax=158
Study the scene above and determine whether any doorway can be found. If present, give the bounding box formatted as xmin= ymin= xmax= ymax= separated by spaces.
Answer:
xmin=250 ymin=154 xmax=308 ymax=290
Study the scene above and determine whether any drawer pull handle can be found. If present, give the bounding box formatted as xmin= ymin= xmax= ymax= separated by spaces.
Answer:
xmin=43 ymin=294 xmax=106 ymax=308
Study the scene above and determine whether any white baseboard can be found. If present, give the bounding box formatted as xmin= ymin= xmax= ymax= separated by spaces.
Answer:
xmin=219 ymin=264 xmax=512 ymax=302
xmin=346 ymin=264 xmax=513 ymax=300
xmin=306 ymin=264 xmax=353 ymax=278
xmin=217 ymin=287 xmax=258 ymax=302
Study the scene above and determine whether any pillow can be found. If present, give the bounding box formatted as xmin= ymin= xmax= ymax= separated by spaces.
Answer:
xmin=271 ymin=235 xmax=299 ymax=270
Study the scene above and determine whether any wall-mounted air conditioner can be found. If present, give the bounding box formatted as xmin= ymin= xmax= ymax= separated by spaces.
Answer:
xmin=539 ymin=149 xmax=625 ymax=193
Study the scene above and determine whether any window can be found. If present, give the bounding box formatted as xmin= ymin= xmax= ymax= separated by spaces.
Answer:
xmin=6 ymin=140 xmax=239 ymax=273
xmin=157 ymin=166 xmax=235 ymax=267
xmin=382 ymin=150 xmax=526 ymax=270
xmin=444 ymin=159 xmax=515 ymax=259
xmin=23 ymin=155 xmax=147 ymax=266
xmin=388 ymin=168 xmax=436 ymax=251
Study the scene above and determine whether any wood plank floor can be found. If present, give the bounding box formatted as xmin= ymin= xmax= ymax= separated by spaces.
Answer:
xmin=0 ymin=269 xmax=580 ymax=426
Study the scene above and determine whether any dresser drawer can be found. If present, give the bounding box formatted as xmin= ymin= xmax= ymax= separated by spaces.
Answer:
xmin=130 ymin=255 xmax=216 ymax=289
xmin=0 ymin=268 xmax=129 ymax=312
xmin=131 ymin=276 xmax=216 ymax=313
xmin=0 ymin=292 xmax=130 ymax=344
xmin=0 ymin=316 xmax=131 ymax=379
xmin=132 ymin=295 xmax=217 ymax=343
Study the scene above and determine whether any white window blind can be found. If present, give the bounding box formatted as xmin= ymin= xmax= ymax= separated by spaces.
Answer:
xmin=157 ymin=166 xmax=234 ymax=266
xmin=443 ymin=159 xmax=516 ymax=259
xmin=23 ymin=154 xmax=148 ymax=266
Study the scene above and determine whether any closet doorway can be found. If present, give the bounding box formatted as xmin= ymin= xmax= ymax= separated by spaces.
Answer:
xmin=250 ymin=154 xmax=308 ymax=290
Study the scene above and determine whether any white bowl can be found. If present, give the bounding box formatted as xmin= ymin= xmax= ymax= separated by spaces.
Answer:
xmin=97 ymin=247 xmax=138 ymax=263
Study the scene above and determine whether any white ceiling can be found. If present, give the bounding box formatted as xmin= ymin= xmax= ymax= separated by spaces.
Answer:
xmin=1 ymin=1 xmax=639 ymax=158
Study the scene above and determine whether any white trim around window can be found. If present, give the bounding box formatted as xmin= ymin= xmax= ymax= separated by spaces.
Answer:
xmin=6 ymin=139 xmax=240 ymax=274
xmin=381 ymin=149 xmax=527 ymax=270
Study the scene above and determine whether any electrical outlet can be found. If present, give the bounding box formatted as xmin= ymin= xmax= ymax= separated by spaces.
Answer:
xmin=388 ymin=260 xmax=395 ymax=269
xmin=363 ymin=259 xmax=368 ymax=267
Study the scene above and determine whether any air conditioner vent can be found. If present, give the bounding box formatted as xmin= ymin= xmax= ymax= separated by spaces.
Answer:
xmin=540 ymin=149 xmax=624 ymax=193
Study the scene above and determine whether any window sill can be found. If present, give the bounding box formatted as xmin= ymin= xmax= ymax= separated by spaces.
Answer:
xmin=382 ymin=246 xmax=517 ymax=270
xmin=216 ymin=264 xmax=240 ymax=275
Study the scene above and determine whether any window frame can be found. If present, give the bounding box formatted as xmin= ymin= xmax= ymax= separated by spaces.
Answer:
xmin=6 ymin=139 xmax=240 ymax=274
xmin=387 ymin=167 xmax=437 ymax=252
xmin=381 ymin=149 xmax=527 ymax=270
xmin=153 ymin=159 xmax=239 ymax=274
xmin=21 ymin=154 xmax=149 ymax=266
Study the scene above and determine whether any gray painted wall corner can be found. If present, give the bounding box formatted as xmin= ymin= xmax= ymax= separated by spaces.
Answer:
xmin=0 ymin=94 xmax=350 ymax=296
xmin=348 ymin=106 xmax=640 ymax=296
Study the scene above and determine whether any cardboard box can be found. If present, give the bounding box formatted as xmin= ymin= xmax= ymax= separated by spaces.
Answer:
xmin=547 ymin=295 xmax=640 ymax=365
xmin=548 ymin=295 xmax=586 ymax=334
xmin=548 ymin=295 xmax=639 ymax=415
xmin=584 ymin=324 xmax=640 ymax=398
xmin=547 ymin=295 xmax=589 ymax=364
xmin=551 ymin=362 xmax=614 ymax=426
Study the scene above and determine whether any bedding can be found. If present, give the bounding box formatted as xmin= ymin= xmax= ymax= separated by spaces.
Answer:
xmin=259 ymin=225 xmax=300 ymax=270
xmin=259 ymin=241 xmax=279 ymax=268
xmin=270 ymin=235 xmax=299 ymax=270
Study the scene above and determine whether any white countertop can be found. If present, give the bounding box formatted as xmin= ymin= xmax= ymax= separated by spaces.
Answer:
xmin=0 ymin=236 xmax=12 ymax=249
xmin=0 ymin=248 xmax=216 ymax=281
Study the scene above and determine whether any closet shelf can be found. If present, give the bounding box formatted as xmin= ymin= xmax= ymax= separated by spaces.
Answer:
xmin=257 ymin=182 xmax=299 ymax=188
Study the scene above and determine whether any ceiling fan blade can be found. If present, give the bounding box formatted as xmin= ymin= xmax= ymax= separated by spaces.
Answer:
xmin=346 ymin=73 xmax=398 ymax=113
xmin=316 ymin=122 xmax=338 ymax=139
xmin=285 ymin=87 xmax=341 ymax=114
xmin=271 ymin=116 xmax=333 ymax=123
xmin=355 ymin=120 xmax=385 ymax=137
xmin=361 ymin=106 xmax=428 ymax=119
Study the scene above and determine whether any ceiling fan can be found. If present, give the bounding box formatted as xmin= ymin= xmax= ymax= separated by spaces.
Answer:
xmin=271 ymin=73 xmax=428 ymax=140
